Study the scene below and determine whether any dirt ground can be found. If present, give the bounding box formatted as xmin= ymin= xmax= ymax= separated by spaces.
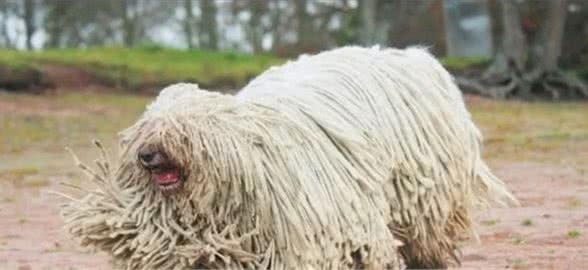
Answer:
xmin=0 ymin=92 xmax=587 ymax=269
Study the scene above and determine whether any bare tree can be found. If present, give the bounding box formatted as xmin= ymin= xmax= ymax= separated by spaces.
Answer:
xmin=0 ymin=0 xmax=17 ymax=48
xmin=458 ymin=0 xmax=587 ymax=99
xmin=294 ymin=0 xmax=311 ymax=50
xmin=359 ymin=0 xmax=375 ymax=45
xmin=542 ymin=0 xmax=566 ymax=72
xmin=122 ymin=0 xmax=137 ymax=47
xmin=44 ymin=1 xmax=63 ymax=48
xmin=270 ymin=0 xmax=283 ymax=52
xmin=292 ymin=0 xmax=341 ymax=52
xmin=358 ymin=0 xmax=434 ymax=47
xmin=43 ymin=0 xmax=121 ymax=48
xmin=183 ymin=0 xmax=195 ymax=49
xmin=560 ymin=0 xmax=588 ymax=66
xmin=199 ymin=0 xmax=218 ymax=50
xmin=247 ymin=0 xmax=266 ymax=53
xmin=23 ymin=0 xmax=36 ymax=49
xmin=120 ymin=0 xmax=177 ymax=48
xmin=360 ymin=0 xmax=390 ymax=45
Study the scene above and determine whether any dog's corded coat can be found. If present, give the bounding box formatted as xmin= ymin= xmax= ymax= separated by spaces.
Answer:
xmin=61 ymin=47 xmax=516 ymax=269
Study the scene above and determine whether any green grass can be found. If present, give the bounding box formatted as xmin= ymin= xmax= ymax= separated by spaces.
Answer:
xmin=440 ymin=56 xmax=490 ymax=71
xmin=0 ymin=166 xmax=39 ymax=180
xmin=521 ymin=219 xmax=533 ymax=226
xmin=469 ymin=99 xmax=588 ymax=162
xmin=0 ymin=48 xmax=35 ymax=70
xmin=511 ymin=235 xmax=526 ymax=245
xmin=0 ymin=166 xmax=50 ymax=187
xmin=567 ymin=230 xmax=581 ymax=238
xmin=1 ymin=47 xmax=584 ymax=91
xmin=566 ymin=197 xmax=583 ymax=209
xmin=0 ymin=91 xmax=149 ymax=154
xmin=0 ymin=48 xmax=499 ymax=91
xmin=508 ymin=258 xmax=527 ymax=270
xmin=0 ymin=47 xmax=283 ymax=90
xmin=481 ymin=219 xmax=499 ymax=226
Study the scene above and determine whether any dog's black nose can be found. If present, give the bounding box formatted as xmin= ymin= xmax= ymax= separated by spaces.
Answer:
xmin=138 ymin=145 xmax=168 ymax=168
xmin=138 ymin=146 xmax=159 ymax=165
xmin=139 ymin=151 xmax=155 ymax=163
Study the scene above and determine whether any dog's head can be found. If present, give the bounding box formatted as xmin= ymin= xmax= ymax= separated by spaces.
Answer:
xmin=118 ymin=83 xmax=210 ymax=196
xmin=118 ymin=83 xmax=272 ymax=201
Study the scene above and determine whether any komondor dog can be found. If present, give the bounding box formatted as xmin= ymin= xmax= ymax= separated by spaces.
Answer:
xmin=60 ymin=46 xmax=516 ymax=269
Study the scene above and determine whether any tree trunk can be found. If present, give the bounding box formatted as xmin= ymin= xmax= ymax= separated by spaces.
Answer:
xmin=270 ymin=0 xmax=282 ymax=53
xmin=360 ymin=0 xmax=377 ymax=46
xmin=500 ymin=0 xmax=527 ymax=72
xmin=122 ymin=0 xmax=135 ymax=47
xmin=183 ymin=0 xmax=194 ymax=49
xmin=23 ymin=0 xmax=35 ymax=50
xmin=0 ymin=1 xmax=13 ymax=48
xmin=248 ymin=0 xmax=264 ymax=53
xmin=199 ymin=0 xmax=218 ymax=50
xmin=541 ymin=0 xmax=567 ymax=71
xmin=44 ymin=1 xmax=67 ymax=48
xmin=456 ymin=0 xmax=587 ymax=100
xmin=295 ymin=0 xmax=311 ymax=51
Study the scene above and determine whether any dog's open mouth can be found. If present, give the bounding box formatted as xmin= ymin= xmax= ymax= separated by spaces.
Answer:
xmin=151 ymin=167 xmax=183 ymax=193
xmin=138 ymin=145 xmax=185 ymax=194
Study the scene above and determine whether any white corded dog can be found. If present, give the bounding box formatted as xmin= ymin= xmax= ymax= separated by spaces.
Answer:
xmin=61 ymin=46 xmax=516 ymax=269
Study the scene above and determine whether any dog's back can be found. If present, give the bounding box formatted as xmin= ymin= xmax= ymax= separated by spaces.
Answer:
xmin=238 ymin=46 xmax=516 ymax=267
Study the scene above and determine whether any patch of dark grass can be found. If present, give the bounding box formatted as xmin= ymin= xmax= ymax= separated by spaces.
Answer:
xmin=0 ymin=92 xmax=148 ymax=154
xmin=567 ymin=230 xmax=581 ymax=238
xmin=0 ymin=167 xmax=40 ymax=181
xmin=511 ymin=235 xmax=526 ymax=245
xmin=521 ymin=219 xmax=533 ymax=226
xmin=481 ymin=219 xmax=499 ymax=226
xmin=508 ymin=257 xmax=527 ymax=269
xmin=565 ymin=197 xmax=582 ymax=209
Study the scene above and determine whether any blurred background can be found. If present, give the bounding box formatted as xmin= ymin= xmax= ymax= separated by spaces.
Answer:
xmin=1 ymin=1 xmax=588 ymax=269
xmin=0 ymin=0 xmax=587 ymax=96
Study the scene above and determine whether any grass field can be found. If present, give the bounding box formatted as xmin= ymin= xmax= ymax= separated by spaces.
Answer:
xmin=0 ymin=47 xmax=282 ymax=89
xmin=0 ymin=47 xmax=499 ymax=92
xmin=2 ymin=47 xmax=586 ymax=92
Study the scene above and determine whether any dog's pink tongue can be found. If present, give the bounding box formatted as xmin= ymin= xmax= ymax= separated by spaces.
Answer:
xmin=153 ymin=170 xmax=179 ymax=184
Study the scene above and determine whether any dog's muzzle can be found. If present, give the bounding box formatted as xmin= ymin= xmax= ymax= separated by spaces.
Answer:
xmin=138 ymin=145 xmax=184 ymax=193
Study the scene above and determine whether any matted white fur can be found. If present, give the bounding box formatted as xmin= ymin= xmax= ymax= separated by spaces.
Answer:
xmin=61 ymin=46 xmax=516 ymax=269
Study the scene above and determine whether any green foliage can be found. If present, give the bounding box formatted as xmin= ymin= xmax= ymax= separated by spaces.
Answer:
xmin=330 ymin=11 xmax=361 ymax=46
xmin=577 ymin=66 xmax=588 ymax=81
xmin=0 ymin=47 xmax=283 ymax=90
